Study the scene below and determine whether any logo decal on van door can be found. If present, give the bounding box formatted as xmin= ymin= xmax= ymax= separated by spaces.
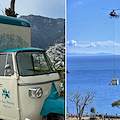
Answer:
xmin=2 ymin=88 xmax=10 ymax=99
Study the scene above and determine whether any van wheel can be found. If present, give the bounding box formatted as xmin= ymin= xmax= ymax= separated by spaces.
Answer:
xmin=47 ymin=113 xmax=64 ymax=120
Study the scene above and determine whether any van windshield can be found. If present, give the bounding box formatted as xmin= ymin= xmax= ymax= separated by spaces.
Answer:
xmin=16 ymin=51 xmax=56 ymax=76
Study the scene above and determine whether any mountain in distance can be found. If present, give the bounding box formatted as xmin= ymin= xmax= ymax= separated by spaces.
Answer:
xmin=96 ymin=52 xmax=114 ymax=55
xmin=20 ymin=14 xmax=65 ymax=49
xmin=67 ymin=52 xmax=114 ymax=56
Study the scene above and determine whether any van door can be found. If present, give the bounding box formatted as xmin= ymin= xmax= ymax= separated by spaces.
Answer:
xmin=0 ymin=53 xmax=19 ymax=120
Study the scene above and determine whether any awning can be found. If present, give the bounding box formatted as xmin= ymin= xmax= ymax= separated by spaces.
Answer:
xmin=40 ymin=83 xmax=65 ymax=116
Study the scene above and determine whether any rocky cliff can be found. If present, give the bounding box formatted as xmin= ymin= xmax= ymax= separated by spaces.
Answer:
xmin=20 ymin=15 xmax=65 ymax=49
xmin=20 ymin=15 xmax=65 ymax=67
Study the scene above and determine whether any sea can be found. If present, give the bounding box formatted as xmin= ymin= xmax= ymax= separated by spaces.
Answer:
xmin=67 ymin=54 xmax=120 ymax=116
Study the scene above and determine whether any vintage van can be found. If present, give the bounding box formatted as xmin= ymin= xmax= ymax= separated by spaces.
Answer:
xmin=0 ymin=15 xmax=64 ymax=120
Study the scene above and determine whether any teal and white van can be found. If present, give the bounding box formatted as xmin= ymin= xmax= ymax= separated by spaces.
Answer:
xmin=0 ymin=15 xmax=64 ymax=120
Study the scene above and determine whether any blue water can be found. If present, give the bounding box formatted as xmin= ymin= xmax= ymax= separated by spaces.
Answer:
xmin=67 ymin=55 xmax=120 ymax=115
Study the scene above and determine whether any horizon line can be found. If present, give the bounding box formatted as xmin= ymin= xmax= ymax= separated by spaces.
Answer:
xmin=67 ymin=52 xmax=120 ymax=55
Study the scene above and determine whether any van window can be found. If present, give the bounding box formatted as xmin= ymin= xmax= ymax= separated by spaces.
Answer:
xmin=16 ymin=51 xmax=56 ymax=76
xmin=0 ymin=54 xmax=14 ymax=76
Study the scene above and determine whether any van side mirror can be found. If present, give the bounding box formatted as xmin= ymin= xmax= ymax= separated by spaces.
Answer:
xmin=5 ymin=64 xmax=11 ymax=72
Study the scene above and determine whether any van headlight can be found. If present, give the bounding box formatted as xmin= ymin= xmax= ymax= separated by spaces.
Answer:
xmin=59 ymin=82 xmax=64 ymax=92
xmin=29 ymin=87 xmax=43 ymax=98
xmin=25 ymin=118 xmax=30 ymax=120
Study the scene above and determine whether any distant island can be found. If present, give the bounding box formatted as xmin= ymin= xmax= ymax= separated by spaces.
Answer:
xmin=67 ymin=52 xmax=116 ymax=56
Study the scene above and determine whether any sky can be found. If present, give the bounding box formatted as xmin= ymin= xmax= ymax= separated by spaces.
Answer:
xmin=67 ymin=0 xmax=120 ymax=54
xmin=0 ymin=0 xmax=65 ymax=18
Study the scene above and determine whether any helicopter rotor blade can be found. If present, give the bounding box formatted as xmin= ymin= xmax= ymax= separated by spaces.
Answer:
xmin=115 ymin=9 xmax=120 ymax=10
xmin=102 ymin=8 xmax=112 ymax=10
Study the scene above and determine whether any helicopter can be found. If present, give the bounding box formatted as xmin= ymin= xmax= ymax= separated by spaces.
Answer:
xmin=103 ymin=8 xmax=120 ymax=19
xmin=110 ymin=9 xmax=119 ymax=19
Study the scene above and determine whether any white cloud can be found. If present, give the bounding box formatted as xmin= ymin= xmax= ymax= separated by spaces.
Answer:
xmin=73 ymin=1 xmax=82 ymax=7
xmin=93 ymin=40 xmax=120 ymax=47
xmin=67 ymin=40 xmax=120 ymax=54
xmin=67 ymin=40 xmax=78 ymax=47
xmin=78 ymin=2 xmax=82 ymax=5
xmin=67 ymin=40 xmax=120 ymax=48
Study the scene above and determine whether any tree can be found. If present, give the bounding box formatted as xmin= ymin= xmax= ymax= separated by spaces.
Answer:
xmin=111 ymin=100 xmax=120 ymax=108
xmin=68 ymin=91 xmax=95 ymax=120
xmin=5 ymin=0 xmax=18 ymax=17
xmin=68 ymin=92 xmax=81 ymax=116
xmin=90 ymin=107 xmax=95 ymax=114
